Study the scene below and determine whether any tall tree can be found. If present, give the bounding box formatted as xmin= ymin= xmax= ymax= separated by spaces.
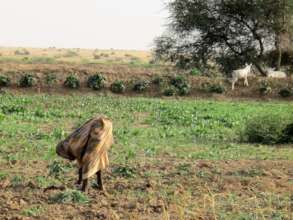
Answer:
xmin=154 ymin=0 xmax=293 ymax=75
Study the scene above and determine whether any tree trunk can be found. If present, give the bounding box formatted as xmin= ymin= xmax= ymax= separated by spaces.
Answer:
xmin=254 ymin=62 xmax=267 ymax=76
xmin=276 ymin=35 xmax=282 ymax=70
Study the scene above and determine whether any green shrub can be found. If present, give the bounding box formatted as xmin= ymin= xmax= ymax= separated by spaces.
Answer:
xmin=64 ymin=75 xmax=79 ymax=89
xmin=87 ymin=73 xmax=105 ymax=90
xmin=112 ymin=166 xmax=136 ymax=178
xmin=259 ymin=81 xmax=272 ymax=95
xmin=279 ymin=88 xmax=292 ymax=98
xmin=281 ymin=123 xmax=293 ymax=143
xmin=163 ymin=87 xmax=176 ymax=96
xmin=19 ymin=74 xmax=36 ymax=87
xmin=50 ymin=190 xmax=89 ymax=204
xmin=110 ymin=80 xmax=126 ymax=94
xmin=207 ymin=83 xmax=225 ymax=94
xmin=45 ymin=73 xmax=57 ymax=87
xmin=0 ymin=75 xmax=10 ymax=87
xmin=242 ymin=114 xmax=290 ymax=144
xmin=170 ymin=75 xmax=187 ymax=88
xmin=170 ymin=75 xmax=191 ymax=95
xmin=177 ymin=84 xmax=191 ymax=96
xmin=133 ymin=80 xmax=150 ymax=92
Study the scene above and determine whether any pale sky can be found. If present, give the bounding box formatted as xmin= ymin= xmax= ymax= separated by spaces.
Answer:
xmin=0 ymin=0 xmax=168 ymax=50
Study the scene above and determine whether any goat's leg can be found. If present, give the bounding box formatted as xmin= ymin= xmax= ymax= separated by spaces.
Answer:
xmin=232 ymin=79 xmax=236 ymax=90
xmin=93 ymin=170 xmax=104 ymax=191
xmin=76 ymin=168 xmax=82 ymax=185
xmin=81 ymin=178 xmax=89 ymax=192
xmin=244 ymin=77 xmax=249 ymax=87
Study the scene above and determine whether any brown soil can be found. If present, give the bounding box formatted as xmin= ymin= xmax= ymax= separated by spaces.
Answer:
xmin=0 ymin=159 xmax=292 ymax=220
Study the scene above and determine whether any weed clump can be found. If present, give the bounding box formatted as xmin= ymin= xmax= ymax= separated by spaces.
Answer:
xmin=87 ymin=73 xmax=106 ymax=90
xmin=64 ymin=75 xmax=79 ymax=89
xmin=110 ymin=80 xmax=126 ymax=94
xmin=279 ymin=87 xmax=292 ymax=98
xmin=50 ymin=190 xmax=89 ymax=204
xmin=19 ymin=74 xmax=36 ymax=87
xmin=0 ymin=75 xmax=10 ymax=87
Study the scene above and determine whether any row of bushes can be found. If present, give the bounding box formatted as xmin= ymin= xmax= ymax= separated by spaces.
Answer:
xmin=0 ymin=73 xmax=292 ymax=97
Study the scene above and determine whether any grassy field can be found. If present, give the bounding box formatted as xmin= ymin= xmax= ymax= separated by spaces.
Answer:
xmin=0 ymin=47 xmax=152 ymax=66
xmin=0 ymin=94 xmax=292 ymax=219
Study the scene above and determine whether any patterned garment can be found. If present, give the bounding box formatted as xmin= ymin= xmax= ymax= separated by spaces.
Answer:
xmin=56 ymin=116 xmax=114 ymax=179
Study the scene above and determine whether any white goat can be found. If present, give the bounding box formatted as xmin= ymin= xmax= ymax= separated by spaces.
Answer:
xmin=266 ymin=68 xmax=287 ymax=78
xmin=231 ymin=63 xmax=252 ymax=90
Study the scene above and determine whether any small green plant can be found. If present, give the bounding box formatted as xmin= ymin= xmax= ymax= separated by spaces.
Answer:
xmin=48 ymin=160 xmax=71 ymax=178
xmin=0 ymin=75 xmax=10 ymax=87
xmin=44 ymin=73 xmax=57 ymax=87
xmin=190 ymin=68 xmax=201 ymax=76
xmin=0 ymin=172 xmax=8 ymax=180
xmin=19 ymin=74 xmax=36 ymax=87
xmin=163 ymin=87 xmax=176 ymax=96
xmin=50 ymin=190 xmax=89 ymax=204
xmin=207 ymin=83 xmax=225 ymax=94
xmin=11 ymin=175 xmax=24 ymax=187
xmin=279 ymin=87 xmax=292 ymax=98
xmin=22 ymin=206 xmax=44 ymax=217
xmin=112 ymin=166 xmax=136 ymax=178
xmin=64 ymin=75 xmax=80 ymax=89
xmin=259 ymin=81 xmax=272 ymax=95
xmin=110 ymin=80 xmax=126 ymax=94
xmin=133 ymin=80 xmax=150 ymax=92
xmin=87 ymin=73 xmax=106 ymax=90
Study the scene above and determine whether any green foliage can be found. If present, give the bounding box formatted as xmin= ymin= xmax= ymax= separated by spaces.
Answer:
xmin=50 ymin=190 xmax=89 ymax=204
xmin=64 ymin=75 xmax=80 ymax=89
xmin=259 ymin=81 xmax=272 ymax=95
xmin=44 ymin=73 xmax=57 ymax=87
xmin=242 ymin=114 xmax=291 ymax=144
xmin=281 ymin=123 xmax=293 ymax=143
xmin=279 ymin=87 xmax=292 ymax=98
xmin=170 ymin=75 xmax=191 ymax=95
xmin=190 ymin=68 xmax=201 ymax=76
xmin=133 ymin=80 xmax=150 ymax=92
xmin=11 ymin=175 xmax=24 ymax=187
xmin=110 ymin=80 xmax=126 ymax=94
xmin=163 ymin=87 xmax=176 ymax=96
xmin=22 ymin=206 xmax=44 ymax=217
xmin=112 ymin=166 xmax=136 ymax=178
xmin=206 ymin=83 xmax=225 ymax=94
xmin=0 ymin=75 xmax=10 ymax=87
xmin=87 ymin=73 xmax=106 ymax=90
xmin=48 ymin=160 xmax=71 ymax=178
xmin=19 ymin=74 xmax=36 ymax=87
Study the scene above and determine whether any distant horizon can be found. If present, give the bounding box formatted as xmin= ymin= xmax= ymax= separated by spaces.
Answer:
xmin=0 ymin=45 xmax=151 ymax=52
xmin=0 ymin=0 xmax=168 ymax=50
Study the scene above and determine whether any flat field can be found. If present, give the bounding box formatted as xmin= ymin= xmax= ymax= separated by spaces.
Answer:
xmin=0 ymin=94 xmax=292 ymax=219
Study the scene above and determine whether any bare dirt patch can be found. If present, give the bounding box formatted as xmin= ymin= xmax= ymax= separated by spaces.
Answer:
xmin=0 ymin=159 xmax=292 ymax=219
